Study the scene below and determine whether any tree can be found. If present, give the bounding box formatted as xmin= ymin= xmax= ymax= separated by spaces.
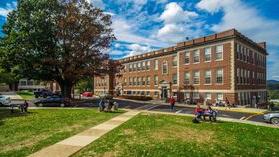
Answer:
xmin=0 ymin=0 xmax=115 ymax=98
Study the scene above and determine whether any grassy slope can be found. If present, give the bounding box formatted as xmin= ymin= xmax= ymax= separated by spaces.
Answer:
xmin=0 ymin=109 xmax=122 ymax=157
xmin=75 ymin=113 xmax=279 ymax=157
xmin=16 ymin=91 xmax=35 ymax=100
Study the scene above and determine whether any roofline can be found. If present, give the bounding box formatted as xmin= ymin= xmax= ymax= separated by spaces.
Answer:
xmin=117 ymin=29 xmax=268 ymax=63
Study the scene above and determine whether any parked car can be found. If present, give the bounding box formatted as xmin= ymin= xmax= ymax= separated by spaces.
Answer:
xmin=0 ymin=95 xmax=11 ymax=106
xmin=34 ymin=89 xmax=53 ymax=98
xmin=81 ymin=92 xmax=93 ymax=97
xmin=34 ymin=95 xmax=71 ymax=107
xmin=263 ymin=112 xmax=279 ymax=125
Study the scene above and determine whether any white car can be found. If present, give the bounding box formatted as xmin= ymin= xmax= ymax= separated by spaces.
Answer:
xmin=0 ymin=95 xmax=11 ymax=106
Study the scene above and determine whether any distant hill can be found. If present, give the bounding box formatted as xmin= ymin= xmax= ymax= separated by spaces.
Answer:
xmin=268 ymin=80 xmax=279 ymax=84
xmin=268 ymin=80 xmax=279 ymax=90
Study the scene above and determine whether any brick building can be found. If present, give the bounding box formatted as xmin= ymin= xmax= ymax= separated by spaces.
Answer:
xmin=94 ymin=29 xmax=268 ymax=107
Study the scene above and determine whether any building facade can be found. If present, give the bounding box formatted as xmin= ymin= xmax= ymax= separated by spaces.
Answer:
xmin=94 ymin=29 xmax=268 ymax=107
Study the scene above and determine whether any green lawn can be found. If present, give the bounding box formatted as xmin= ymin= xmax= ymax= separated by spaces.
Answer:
xmin=16 ymin=91 xmax=35 ymax=100
xmin=74 ymin=113 xmax=279 ymax=157
xmin=0 ymin=109 xmax=123 ymax=157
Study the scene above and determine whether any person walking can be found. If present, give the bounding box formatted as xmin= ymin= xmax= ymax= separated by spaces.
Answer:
xmin=169 ymin=96 xmax=176 ymax=111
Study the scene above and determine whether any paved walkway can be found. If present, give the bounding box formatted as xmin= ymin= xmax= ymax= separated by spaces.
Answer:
xmin=28 ymin=110 xmax=140 ymax=157
xmin=0 ymin=91 xmax=23 ymax=100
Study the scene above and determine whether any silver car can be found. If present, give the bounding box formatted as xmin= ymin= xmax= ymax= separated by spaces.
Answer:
xmin=263 ymin=112 xmax=279 ymax=125
xmin=0 ymin=95 xmax=11 ymax=106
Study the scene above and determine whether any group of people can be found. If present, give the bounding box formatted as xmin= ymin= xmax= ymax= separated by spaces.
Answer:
xmin=168 ymin=96 xmax=217 ymax=122
xmin=98 ymin=98 xmax=119 ymax=112
xmin=10 ymin=100 xmax=29 ymax=113
xmin=194 ymin=104 xmax=217 ymax=122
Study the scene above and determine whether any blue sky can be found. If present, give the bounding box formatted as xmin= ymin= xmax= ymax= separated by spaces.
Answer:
xmin=0 ymin=0 xmax=279 ymax=80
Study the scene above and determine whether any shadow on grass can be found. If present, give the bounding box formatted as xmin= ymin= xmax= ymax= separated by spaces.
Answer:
xmin=0 ymin=109 xmax=36 ymax=126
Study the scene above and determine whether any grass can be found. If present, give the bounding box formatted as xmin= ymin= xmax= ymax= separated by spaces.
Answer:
xmin=0 ymin=108 xmax=123 ymax=157
xmin=16 ymin=91 xmax=35 ymax=100
xmin=74 ymin=113 xmax=279 ymax=157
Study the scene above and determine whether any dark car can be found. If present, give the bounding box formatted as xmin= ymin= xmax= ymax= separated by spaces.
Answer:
xmin=34 ymin=95 xmax=71 ymax=107
xmin=34 ymin=89 xmax=53 ymax=98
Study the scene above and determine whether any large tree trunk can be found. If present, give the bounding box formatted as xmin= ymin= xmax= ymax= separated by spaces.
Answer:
xmin=58 ymin=80 xmax=74 ymax=99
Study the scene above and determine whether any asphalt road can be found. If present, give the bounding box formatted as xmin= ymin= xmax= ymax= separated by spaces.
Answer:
xmin=3 ymin=98 xmax=265 ymax=123
xmin=114 ymin=99 xmax=266 ymax=123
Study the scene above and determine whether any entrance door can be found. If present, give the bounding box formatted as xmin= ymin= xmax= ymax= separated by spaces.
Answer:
xmin=161 ymin=87 xmax=168 ymax=99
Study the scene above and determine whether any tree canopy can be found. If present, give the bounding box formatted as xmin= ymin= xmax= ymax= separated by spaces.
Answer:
xmin=0 ymin=0 xmax=118 ymax=98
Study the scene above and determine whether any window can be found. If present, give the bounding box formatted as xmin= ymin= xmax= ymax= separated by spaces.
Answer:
xmin=193 ymin=71 xmax=200 ymax=84
xmin=124 ymin=78 xmax=127 ymax=86
xmin=133 ymin=63 xmax=137 ymax=71
xmin=146 ymin=91 xmax=150 ymax=96
xmin=129 ymin=77 xmax=132 ymax=85
xmin=154 ymin=75 xmax=158 ymax=85
xmin=172 ymin=73 xmax=177 ymax=84
xmin=216 ymin=45 xmax=223 ymax=60
xmin=184 ymin=51 xmax=190 ymax=64
xmin=20 ymin=80 xmax=27 ymax=86
xmin=237 ymin=68 xmax=240 ymax=84
xmin=204 ymin=47 xmax=211 ymax=62
xmin=172 ymin=55 xmax=177 ymax=66
xmin=193 ymin=50 xmax=200 ymax=63
xmin=137 ymin=62 xmax=141 ymax=70
xmin=154 ymin=91 xmax=159 ymax=97
xmin=216 ymin=93 xmax=223 ymax=101
xmin=142 ymin=61 xmax=146 ymax=70
xmin=184 ymin=72 xmax=190 ymax=84
xmin=129 ymin=64 xmax=132 ymax=72
xmin=162 ymin=61 xmax=168 ymax=74
xmin=184 ymin=92 xmax=190 ymax=99
xmin=146 ymin=76 xmax=150 ymax=85
xmin=154 ymin=60 xmax=158 ymax=70
xmin=137 ymin=77 xmax=140 ymax=85
xmin=142 ymin=77 xmax=145 ymax=85
xmin=138 ymin=77 xmax=142 ymax=85
xmin=146 ymin=61 xmax=150 ymax=70
xmin=205 ymin=70 xmax=211 ymax=84
xmin=205 ymin=93 xmax=211 ymax=100
xmin=133 ymin=77 xmax=136 ymax=85
xmin=216 ymin=69 xmax=223 ymax=84
xmin=193 ymin=92 xmax=199 ymax=99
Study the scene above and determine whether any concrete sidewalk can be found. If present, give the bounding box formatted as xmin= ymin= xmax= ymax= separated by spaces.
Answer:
xmin=28 ymin=110 xmax=140 ymax=157
xmin=0 ymin=91 xmax=23 ymax=100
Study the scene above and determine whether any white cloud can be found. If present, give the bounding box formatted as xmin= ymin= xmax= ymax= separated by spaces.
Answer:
xmin=159 ymin=2 xmax=198 ymax=24
xmin=86 ymin=0 xmax=105 ymax=9
xmin=0 ymin=2 xmax=16 ymax=17
xmin=156 ymin=2 xmax=202 ymax=43
xmin=126 ymin=44 xmax=153 ymax=57
xmin=112 ymin=17 xmax=168 ymax=47
xmin=196 ymin=0 xmax=279 ymax=46
xmin=197 ymin=0 xmax=279 ymax=80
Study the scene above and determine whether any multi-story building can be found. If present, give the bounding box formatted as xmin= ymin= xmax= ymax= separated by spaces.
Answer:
xmin=94 ymin=29 xmax=268 ymax=107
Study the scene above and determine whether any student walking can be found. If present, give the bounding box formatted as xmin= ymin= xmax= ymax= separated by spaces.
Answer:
xmin=169 ymin=96 xmax=176 ymax=111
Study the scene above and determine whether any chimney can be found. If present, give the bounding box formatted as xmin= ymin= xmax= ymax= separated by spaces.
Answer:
xmin=257 ymin=42 xmax=267 ymax=49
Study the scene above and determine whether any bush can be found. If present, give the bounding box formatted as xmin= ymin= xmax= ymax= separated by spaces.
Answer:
xmin=119 ymin=95 xmax=152 ymax=101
